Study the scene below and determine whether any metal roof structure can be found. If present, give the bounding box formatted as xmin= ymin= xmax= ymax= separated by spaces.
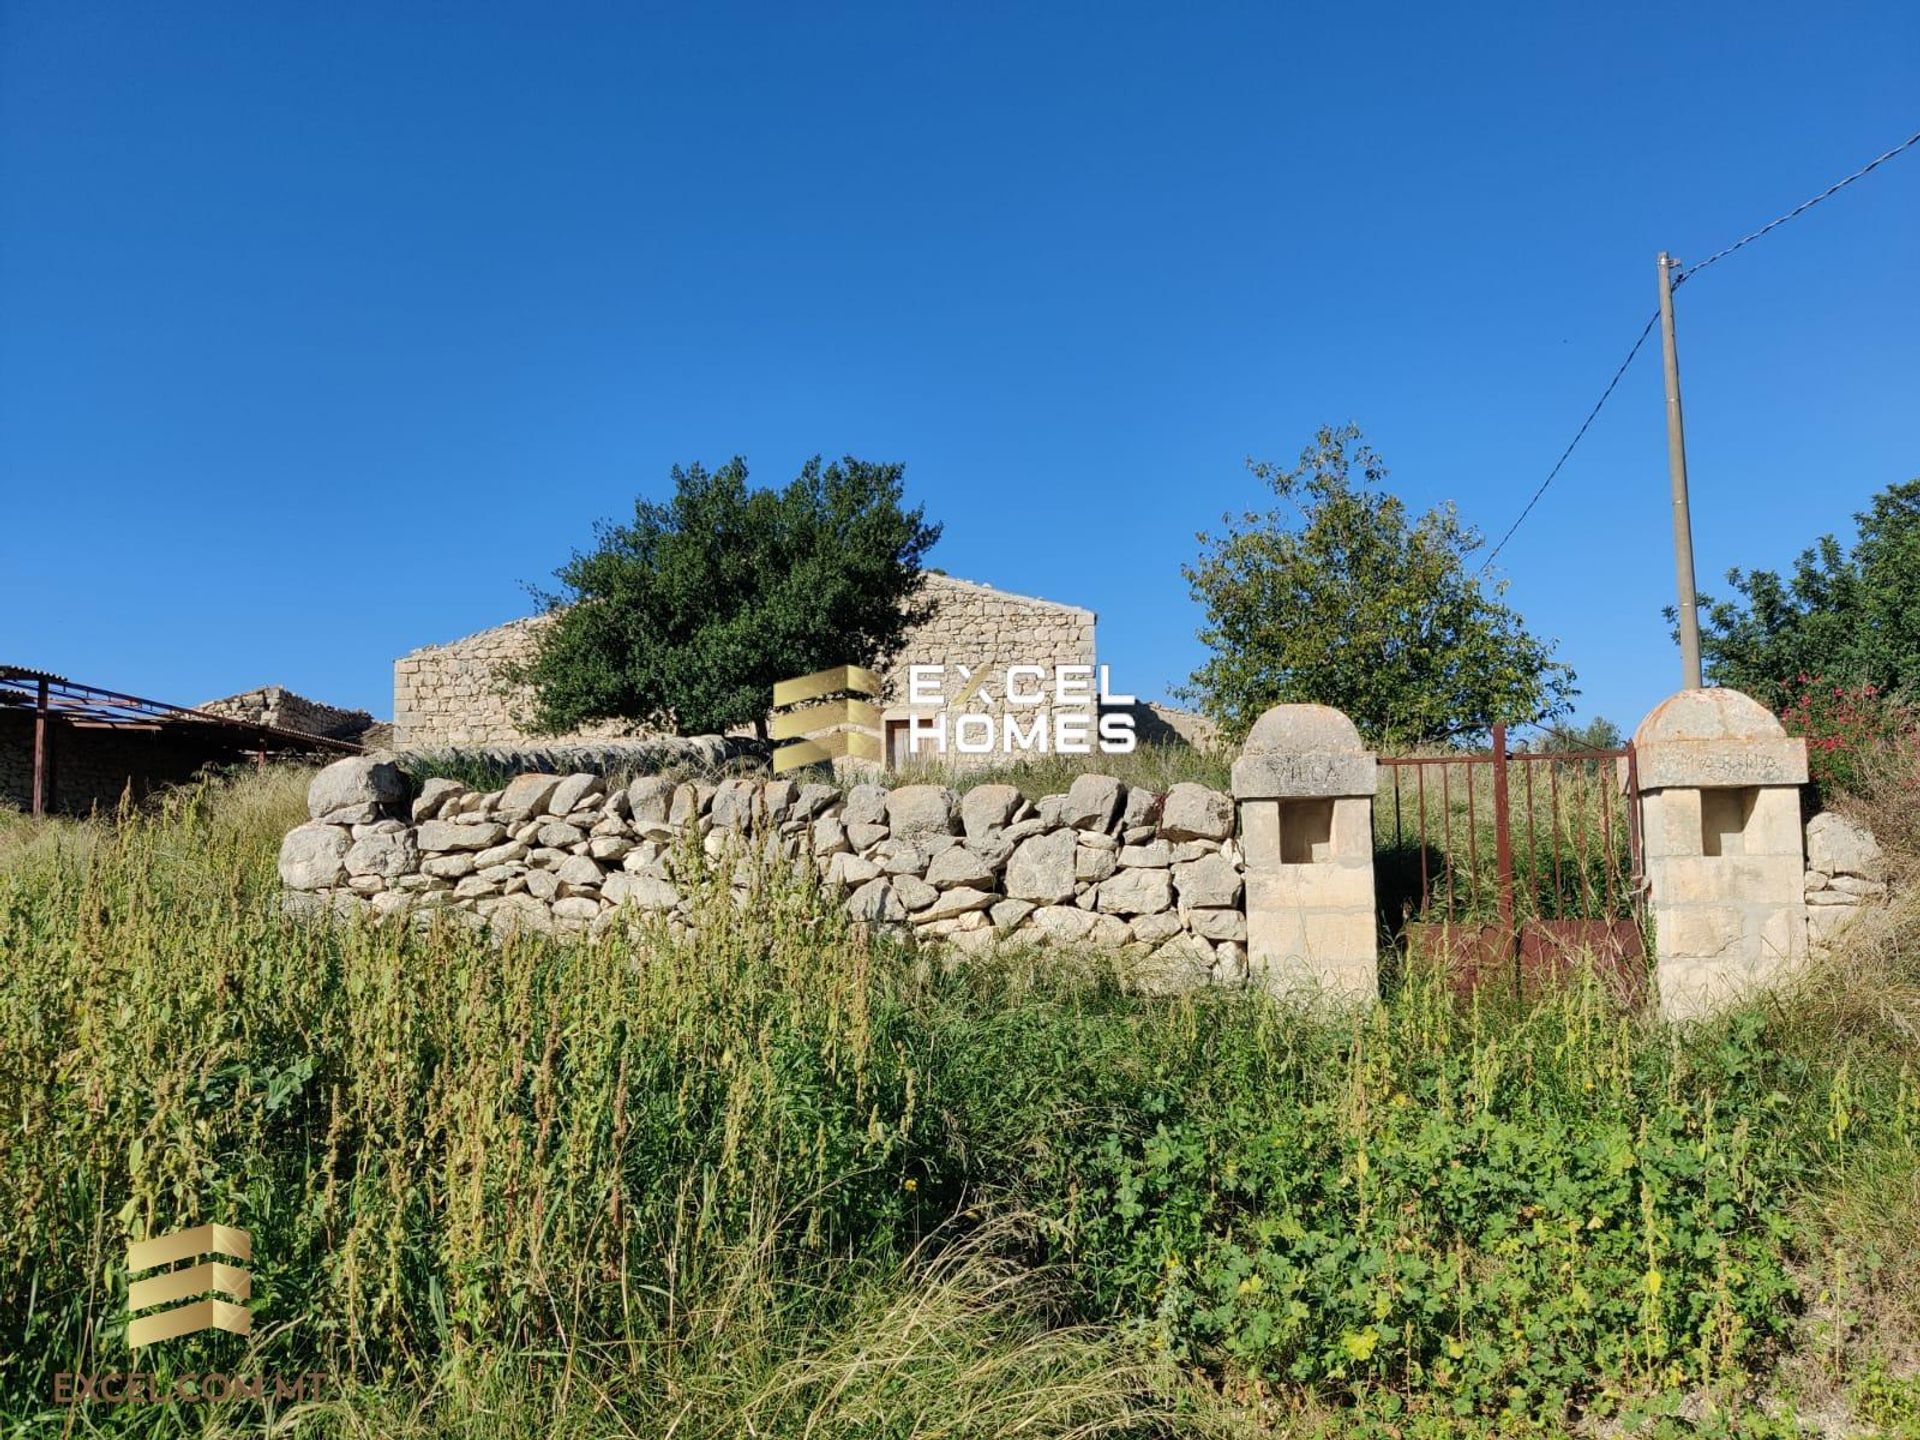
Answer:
xmin=2 ymin=665 xmax=363 ymax=816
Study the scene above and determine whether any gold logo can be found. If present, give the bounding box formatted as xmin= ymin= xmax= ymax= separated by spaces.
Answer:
xmin=771 ymin=665 xmax=882 ymax=773
xmin=126 ymin=1224 xmax=252 ymax=1347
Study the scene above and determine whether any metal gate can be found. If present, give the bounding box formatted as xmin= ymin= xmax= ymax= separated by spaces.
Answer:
xmin=1376 ymin=724 xmax=1648 ymax=1004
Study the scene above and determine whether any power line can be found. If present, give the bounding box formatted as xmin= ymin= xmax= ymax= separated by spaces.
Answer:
xmin=1479 ymin=311 xmax=1657 ymax=573
xmin=1479 ymin=124 xmax=1920 ymax=574
xmin=1676 ymin=128 xmax=1920 ymax=286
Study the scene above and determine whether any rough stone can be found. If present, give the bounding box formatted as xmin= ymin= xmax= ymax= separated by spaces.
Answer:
xmin=603 ymin=872 xmax=679 ymax=909
xmin=848 ymin=822 xmax=891 ymax=851
xmin=1005 ymin=829 xmax=1079 ymax=904
xmin=886 ymin=785 xmax=959 ymax=840
xmin=499 ymin=773 xmax=566 ymax=820
xmin=848 ymin=878 xmax=907 ymax=924
xmin=843 ymin=784 xmax=889 ymax=827
xmin=416 ymin=820 xmax=507 ymax=853
xmin=1173 ymin=854 xmax=1243 ymax=909
xmin=960 ymin=783 xmax=1023 ymax=840
xmin=421 ymin=853 xmax=477 ymax=880
xmin=537 ymin=821 xmax=587 ymax=849
xmin=1119 ymin=840 xmax=1172 ymax=868
xmin=307 ymin=755 xmax=410 ymax=821
xmin=1807 ymin=812 xmax=1887 ymax=882
xmin=1159 ymin=783 xmax=1234 ymax=842
xmin=1096 ymin=867 xmax=1174 ymax=916
xmin=411 ymin=777 xmax=465 ymax=823
xmin=916 ymin=885 xmax=995 ymax=922
xmin=627 ymin=776 xmax=677 ymax=823
xmin=1029 ymin=905 xmax=1098 ymax=941
xmin=545 ymin=773 xmax=603 ymax=816
xmin=990 ymin=898 xmax=1036 ymax=930
xmin=1075 ymin=846 xmax=1118 ymax=883
xmin=892 ymin=874 xmax=939 ymax=912
xmin=279 ymin=823 xmax=352 ymax=890
xmin=1062 ymin=774 xmax=1124 ymax=831
xmin=926 ymin=846 xmax=995 ymax=890
xmin=828 ymin=852 xmax=882 ymax=887
xmin=345 ymin=828 xmax=419 ymax=880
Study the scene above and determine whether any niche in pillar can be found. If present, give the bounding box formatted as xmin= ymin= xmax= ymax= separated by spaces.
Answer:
xmin=1278 ymin=798 xmax=1334 ymax=864
xmin=1700 ymin=787 xmax=1759 ymax=857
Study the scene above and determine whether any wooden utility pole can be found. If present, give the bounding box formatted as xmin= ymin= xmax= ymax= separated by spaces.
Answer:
xmin=1657 ymin=251 xmax=1704 ymax=689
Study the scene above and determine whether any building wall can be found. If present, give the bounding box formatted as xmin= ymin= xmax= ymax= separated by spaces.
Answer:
xmin=392 ymin=573 xmax=1100 ymax=754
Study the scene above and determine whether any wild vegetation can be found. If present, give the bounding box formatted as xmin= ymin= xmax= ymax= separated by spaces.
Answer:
xmin=3 ymin=756 xmax=1920 ymax=1437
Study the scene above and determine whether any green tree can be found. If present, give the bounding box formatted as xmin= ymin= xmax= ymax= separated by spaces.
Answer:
xmin=514 ymin=456 xmax=940 ymax=738
xmin=1534 ymin=716 xmax=1623 ymax=753
xmin=1180 ymin=424 xmax=1576 ymax=748
xmin=1692 ymin=478 xmax=1920 ymax=705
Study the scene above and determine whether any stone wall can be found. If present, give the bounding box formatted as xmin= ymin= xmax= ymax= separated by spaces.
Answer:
xmin=391 ymin=573 xmax=1099 ymax=754
xmin=279 ymin=755 xmax=1246 ymax=992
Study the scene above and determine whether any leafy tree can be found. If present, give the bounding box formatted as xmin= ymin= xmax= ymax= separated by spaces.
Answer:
xmin=514 ymin=456 xmax=940 ymax=738
xmin=1180 ymin=424 xmax=1576 ymax=748
xmin=1691 ymin=478 xmax=1920 ymax=706
xmin=1534 ymin=716 xmax=1623 ymax=753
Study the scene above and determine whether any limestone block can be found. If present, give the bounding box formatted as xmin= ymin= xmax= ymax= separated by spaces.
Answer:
xmin=1029 ymin=905 xmax=1098 ymax=941
xmin=1245 ymin=862 xmax=1375 ymax=912
xmin=279 ymin=824 xmax=352 ymax=890
xmin=926 ymin=846 xmax=995 ymax=890
xmin=989 ymin=897 xmax=1035 ymax=929
xmin=1075 ymin=846 xmax=1118 ymax=884
xmin=1159 ymin=783 xmax=1232 ymax=842
xmin=500 ymin=774 xmax=565 ymax=820
xmin=345 ymin=828 xmax=418 ymax=880
xmin=1231 ymin=753 xmax=1376 ymax=800
xmin=421 ymin=853 xmax=476 ymax=880
xmin=961 ymin=783 xmax=1023 ymax=839
xmin=308 ymin=755 xmax=410 ymax=821
xmin=1172 ymin=853 xmax=1243 ymax=909
xmin=1239 ymin=800 xmax=1280 ymax=870
xmin=848 ymin=878 xmax=907 ymax=924
xmin=917 ymin=886 xmax=995 ymax=922
xmin=546 ymin=773 xmax=604 ymax=816
xmin=894 ymin=875 xmax=939 ymax=912
xmin=1188 ymin=908 xmax=1247 ymax=943
xmin=1119 ymin=840 xmax=1173 ymax=868
xmin=1006 ymin=829 xmax=1078 ymax=904
xmin=416 ymin=820 xmax=507 ymax=853
xmin=1095 ymin=868 xmax=1173 ymax=916
xmin=1807 ymin=812 xmax=1887 ymax=881
xmin=886 ymin=785 xmax=959 ymax=840
xmin=627 ymin=776 xmax=677 ymax=823
xmin=1062 ymin=774 xmax=1125 ymax=831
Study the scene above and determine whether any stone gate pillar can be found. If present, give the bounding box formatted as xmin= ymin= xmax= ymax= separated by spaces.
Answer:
xmin=1231 ymin=704 xmax=1379 ymax=1001
xmin=1633 ymin=688 xmax=1810 ymax=1020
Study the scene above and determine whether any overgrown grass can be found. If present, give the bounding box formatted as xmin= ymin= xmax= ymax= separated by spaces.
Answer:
xmin=3 ymin=766 xmax=1920 ymax=1436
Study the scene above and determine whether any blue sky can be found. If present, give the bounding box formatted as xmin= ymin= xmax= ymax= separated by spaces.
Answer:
xmin=3 ymin=3 xmax=1915 ymax=733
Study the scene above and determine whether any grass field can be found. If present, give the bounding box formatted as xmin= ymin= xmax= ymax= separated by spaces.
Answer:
xmin=4 ymin=762 xmax=1920 ymax=1437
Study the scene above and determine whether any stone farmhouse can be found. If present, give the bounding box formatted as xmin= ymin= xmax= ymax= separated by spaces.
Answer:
xmin=392 ymin=572 xmax=1214 ymax=763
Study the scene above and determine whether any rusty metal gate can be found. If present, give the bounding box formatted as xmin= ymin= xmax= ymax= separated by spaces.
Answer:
xmin=1376 ymin=724 xmax=1648 ymax=1004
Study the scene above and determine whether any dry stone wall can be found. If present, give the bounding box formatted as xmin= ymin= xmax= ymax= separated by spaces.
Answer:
xmin=279 ymin=755 xmax=1247 ymax=992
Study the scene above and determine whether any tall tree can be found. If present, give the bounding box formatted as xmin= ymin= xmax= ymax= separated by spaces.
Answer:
xmin=1180 ymin=424 xmax=1576 ymax=747
xmin=1693 ymin=478 xmax=1920 ymax=705
xmin=514 ymin=456 xmax=940 ymax=738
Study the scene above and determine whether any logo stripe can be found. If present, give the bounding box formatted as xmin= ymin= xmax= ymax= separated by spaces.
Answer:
xmin=127 ymin=1298 xmax=251 ymax=1348
xmin=128 ymin=1260 xmax=251 ymax=1313
xmin=126 ymin=1223 xmax=251 ymax=1273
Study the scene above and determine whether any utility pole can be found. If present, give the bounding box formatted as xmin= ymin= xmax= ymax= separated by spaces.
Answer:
xmin=1657 ymin=251 xmax=1703 ymax=689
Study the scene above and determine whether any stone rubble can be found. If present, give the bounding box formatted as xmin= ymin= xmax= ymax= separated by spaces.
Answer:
xmin=280 ymin=756 xmax=1249 ymax=989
